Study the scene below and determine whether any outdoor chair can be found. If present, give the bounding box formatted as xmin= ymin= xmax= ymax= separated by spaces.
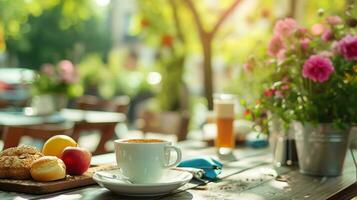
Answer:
xmin=137 ymin=110 xmax=190 ymax=142
xmin=1 ymin=122 xmax=74 ymax=149
xmin=71 ymin=121 xmax=117 ymax=155
xmin=75 ymin=95 xmax=130 ymax=114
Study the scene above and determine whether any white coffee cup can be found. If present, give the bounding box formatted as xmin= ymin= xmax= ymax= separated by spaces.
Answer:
xmin=114 ymin=139 xmax=182 ymax=183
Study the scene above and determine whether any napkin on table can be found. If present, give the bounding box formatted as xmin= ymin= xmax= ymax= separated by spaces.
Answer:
xmin=176 ymin=157 xmax=223 ymax=180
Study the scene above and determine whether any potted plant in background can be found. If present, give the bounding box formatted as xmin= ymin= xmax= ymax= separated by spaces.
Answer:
xmin=249 ymin=11 xmax=357 ymax=176
xmin=31 ymin=60 xmax=82 ymax=115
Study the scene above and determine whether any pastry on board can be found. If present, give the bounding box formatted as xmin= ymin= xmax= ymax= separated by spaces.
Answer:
xmin=30 ymin=156 xmax=66 ymax=182
xmin=0 ymin=145 xmax=44 ymax=179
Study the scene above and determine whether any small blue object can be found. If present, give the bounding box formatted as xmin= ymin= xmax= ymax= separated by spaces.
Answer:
xmin=246 ymin=140 xmax=269 ymax=148
xmin=245 ymin=131 xmax=269 ymax=148
xmin=177 ymin=157 xmax=223 ymax=180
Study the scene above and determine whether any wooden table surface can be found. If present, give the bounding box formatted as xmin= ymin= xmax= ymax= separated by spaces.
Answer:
xmin=0 ymin=108 xmax=126 ymax=126
xmin=0 ymin=141 xmax=356 ymax=200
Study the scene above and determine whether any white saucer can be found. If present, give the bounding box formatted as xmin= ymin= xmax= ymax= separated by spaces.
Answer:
xmin=93 ymin=169 xmax=193 ymax=197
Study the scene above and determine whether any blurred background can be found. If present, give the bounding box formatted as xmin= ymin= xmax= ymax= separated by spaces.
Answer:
xmin=0 ymin=0 xmax=353 ymax=151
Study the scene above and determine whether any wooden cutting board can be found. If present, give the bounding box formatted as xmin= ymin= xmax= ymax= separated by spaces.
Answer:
xmin=0 ymin=164 xmax=115 ymax=194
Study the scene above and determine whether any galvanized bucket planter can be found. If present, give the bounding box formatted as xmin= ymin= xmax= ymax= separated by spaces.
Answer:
xmin=294 ymin=122 xmax=351 ymax=176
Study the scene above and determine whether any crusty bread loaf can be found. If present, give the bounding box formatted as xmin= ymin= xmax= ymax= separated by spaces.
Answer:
xmin=30 ymin=156 xmax=66 ymax=182
xmin=0 ymin=145 xmax=43 ymax=179
xmin=0 ymin=145 xmax=41 ymax=157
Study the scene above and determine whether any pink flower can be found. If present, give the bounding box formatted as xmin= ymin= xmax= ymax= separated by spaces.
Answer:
xmin=332 ymin=41 xmax=340 ymax=54
xmin=274 ymin=18 xmax=299 ymax=38
xmin=58 ymin=60 xmax=77 ymax=83
xmin=243 ymin=57 xmax=256 ymax=72
xmin=300 ymin=38 xmax=310 ymax=50
xmin=311 ymin=24 xmax=325 ymax=36
xmin=302 ymin=55 xmax=334 ymax=83
xmin=243 ymin=63 xmax=253 ymax=73
xmin=276 ymin=49 xmax=286 ymax=60
xmin=321 ymin=29 xmax=333 ymax=42
xmin=281 ymin=84 xmax=290 ymax=91
xmin=326 ymin=16 xmax=343 ymax=25
xmin=274 ymin=90 xmax=284 ymax=98
xmin=41 ymin=63 xmax=54 ymax=76
xmin=268 ymin=35 xmax=285 ymax=57
xmin=335 ymin=35 xmax=357 ymax=61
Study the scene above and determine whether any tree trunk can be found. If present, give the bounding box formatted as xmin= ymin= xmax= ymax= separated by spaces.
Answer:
xmin=182 ymin=0 xmax=242 ymax=110
xmin=202 ymin=34 xmax=213 ymax=110
xmin=287 ymin=0 xmax=295 ymax=18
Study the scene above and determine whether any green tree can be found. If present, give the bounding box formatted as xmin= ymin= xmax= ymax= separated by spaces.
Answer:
xmin=135 ymin=0 xmax=188 ymax=111
xmin=1 ymin=0 xmax=110 ymax=68
xmin=0 ymin=0 xmax=58 ymax=52
xmin=135 ymin=0 xmax=247 ymax=110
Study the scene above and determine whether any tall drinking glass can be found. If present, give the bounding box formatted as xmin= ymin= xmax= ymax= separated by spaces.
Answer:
xmin=214 ymin=94 xmax=235 ymax=154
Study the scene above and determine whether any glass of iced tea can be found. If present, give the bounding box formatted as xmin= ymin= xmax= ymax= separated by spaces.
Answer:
xmin=214 ymin=94 xmax=235 ymax=154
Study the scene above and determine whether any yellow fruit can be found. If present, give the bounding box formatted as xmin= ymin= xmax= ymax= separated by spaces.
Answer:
xmin=42 ymin=135 xmax=77 ymax=157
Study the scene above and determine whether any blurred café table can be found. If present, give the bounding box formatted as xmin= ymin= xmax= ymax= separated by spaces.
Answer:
xmin=0 ymin=68 xmax=34 ymax=108
xmin=1 ymin=140 xmax=355 ymax=200
xmin=0 ymin=108 xmax=126 ymax=126
xmin=0 ymin=108 xmax=126 ymax=154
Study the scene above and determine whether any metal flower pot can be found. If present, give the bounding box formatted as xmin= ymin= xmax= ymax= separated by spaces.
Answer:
xmin=52 ymin=94 xmax=68 ymax=111
xmin=294 ymin=122 xmax=351 ymax=176
xmin=30 ymin=94 xmax=56 ymax=115
xmin=30 ymin=94 xmax=68 ymax=115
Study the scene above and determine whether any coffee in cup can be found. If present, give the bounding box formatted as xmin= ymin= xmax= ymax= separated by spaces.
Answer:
xmin=114 ymin=139 xmax=182 ymax=183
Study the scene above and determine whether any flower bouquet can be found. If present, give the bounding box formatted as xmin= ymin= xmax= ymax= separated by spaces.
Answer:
xmin=248 ymin=13 xmax=357 ymax=176
xmin=31 ymin=60 xmax=82 ymax=114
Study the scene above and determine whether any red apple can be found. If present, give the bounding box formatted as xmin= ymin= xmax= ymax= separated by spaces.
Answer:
xmin=61 ymin=147 xmax=91 ymax=175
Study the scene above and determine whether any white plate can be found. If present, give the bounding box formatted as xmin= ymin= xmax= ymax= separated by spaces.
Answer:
xmin=93 ymin=169 xmax=193 ymax=197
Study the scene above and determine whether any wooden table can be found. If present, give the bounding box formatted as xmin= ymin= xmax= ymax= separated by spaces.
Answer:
xmin=0 ymin=141 xmax=356 ymax=200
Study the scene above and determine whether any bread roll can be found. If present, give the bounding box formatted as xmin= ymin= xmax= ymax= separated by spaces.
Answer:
xmin=30 ymin=156 xmax=66 ymax=182
xmin=0 ymin=145 xmax=43 ymax=180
